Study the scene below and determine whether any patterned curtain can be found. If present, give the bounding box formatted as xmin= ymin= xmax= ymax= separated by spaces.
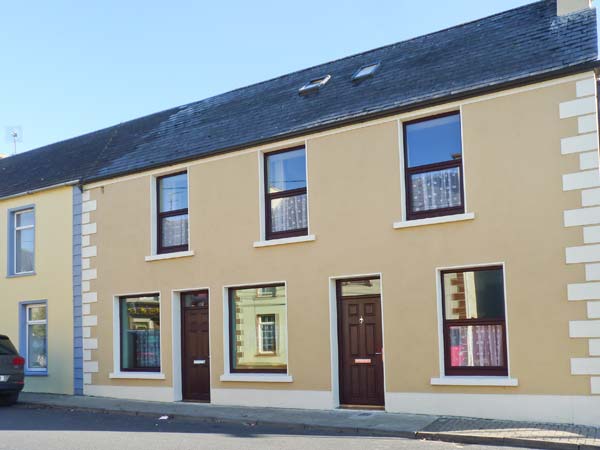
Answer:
xmin=132 ymin=330 xmax=161 ymax=368
xmin=450 ymin=324 xmax=503 ymax=367
xmin=271 ymin=195 xmax=308 ymax=232
xmin=411 ymin=167 xmax=461 ymax=212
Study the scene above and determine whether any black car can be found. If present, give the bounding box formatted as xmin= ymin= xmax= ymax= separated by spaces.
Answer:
xmin=0 ymin=335 xmax=25 ymax=405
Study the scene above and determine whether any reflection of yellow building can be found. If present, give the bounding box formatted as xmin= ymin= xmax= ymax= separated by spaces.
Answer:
xmin=233 ymin=287 xmax=287 ymax=371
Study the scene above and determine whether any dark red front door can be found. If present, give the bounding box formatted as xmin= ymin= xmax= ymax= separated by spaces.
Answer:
xmin=181 ymin=291 xmax=210 ymax=402
xmin=337 ymin=281 xmax=384 ymax=407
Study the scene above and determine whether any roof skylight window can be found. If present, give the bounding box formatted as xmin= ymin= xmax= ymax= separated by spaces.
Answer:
xmin=299 ymin=75 xmax=331 ymax=95
xmin=352 ymin=63 xmax=380 ymax=82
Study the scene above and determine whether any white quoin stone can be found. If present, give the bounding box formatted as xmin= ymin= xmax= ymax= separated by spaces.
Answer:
xmin=557 ymin=0 xmax=593 ymax=16
xmin=568 ymin=282 xmax=600 ymax=301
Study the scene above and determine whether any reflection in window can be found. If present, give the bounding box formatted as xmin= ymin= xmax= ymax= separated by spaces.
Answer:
xmin=229 ymin=285 xmax=287 ymax=373
xmin=404 ymin=113 xmax=464 ymax=219
xmin=157 ymin=172 xmax=188 ymax=254
xmin=442 ymin=267 xmax=507 ymax=376
xmin=265 ymin=148 xmax=308 ymax=239
xmin=14 ymin=209 xmax=35 ymax=274
xmin=120 ymin=295 xmax=160 ymax=372
xmin=25 ymin=304 xmax=47 ymax=371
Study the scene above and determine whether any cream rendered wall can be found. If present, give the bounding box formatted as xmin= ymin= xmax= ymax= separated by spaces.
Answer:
xmin=82 ymin=73 xmax=595 ymax=408
xmin=0 ymin=186 xmax=74 ymax=394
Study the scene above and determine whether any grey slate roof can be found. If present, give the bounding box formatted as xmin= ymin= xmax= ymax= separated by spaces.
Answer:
xmin=0 ymin=0 xmax=597 ymax=198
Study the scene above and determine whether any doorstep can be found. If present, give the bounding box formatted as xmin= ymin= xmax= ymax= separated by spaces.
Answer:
xmin=18 ymin=392 xmax=600 ymax=449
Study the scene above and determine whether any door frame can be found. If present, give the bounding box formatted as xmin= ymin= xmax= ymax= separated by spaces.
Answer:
xmin=328 ymin=272 xmax=387 ymax=410
xmin=171 ymin=287 xmax=211 ymax=402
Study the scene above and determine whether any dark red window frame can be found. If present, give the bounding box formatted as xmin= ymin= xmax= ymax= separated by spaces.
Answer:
xmin=228 ymin=283 xmax=287 ymax=374
xmin=264 ymin=147 xmax=308 ymax=240
xmin=440 ymin=266 xmax=508 ymax=377
xmin=157 ymin=171 xmax=188 ymax=254
xmin=403 ymin=112 xmax=465 ymax=221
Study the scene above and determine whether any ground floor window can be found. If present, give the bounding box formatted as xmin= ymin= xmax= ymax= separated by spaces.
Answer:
xmin=229 ymin=284 xmax=287 ymax=373
xmin=441 ymin=266 xmax=508 ymax=376
xmin=119 ymin=295 xmax=160 ymax=372
xmin=24 ymin=303 xmax=47 ymax=373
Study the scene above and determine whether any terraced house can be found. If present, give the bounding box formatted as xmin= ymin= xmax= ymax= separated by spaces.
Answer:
xmin=2 ymin=0 xmax=600 ymax=426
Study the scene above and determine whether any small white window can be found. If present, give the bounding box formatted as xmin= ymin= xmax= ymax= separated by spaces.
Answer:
xmin=25 ymin=304 xmax=47 ymax=372
xmin=352 ymin=63 xmax=380 ymax=81
xmin=299 ymin=75 xmax=331 ymax=95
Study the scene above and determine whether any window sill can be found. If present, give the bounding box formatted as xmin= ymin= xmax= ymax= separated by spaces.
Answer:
xmin=430 ymin=376 xmax=518 ymax=387
xmin=220 ymin=373 xmax=293 ymax=383
xmin=109 ymin=372 xmax=166 ymax=380
xmin=7 ymin=272 xmax=36 ymax=279
xmin=25 ymin=371 xmax=48 ymax=377
xmin=253 ymin=235 xmax=316 ymax=248
xmin=145 ymin=250 xmax=194 ymax=262
xmin=393 ymin=213 xmax=475 ymax=229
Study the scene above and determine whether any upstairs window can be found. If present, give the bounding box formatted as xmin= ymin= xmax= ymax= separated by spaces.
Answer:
xmin=264 ymin=148 xmax=308 ymax=240
xmin=404 ymin=113 xmax=464 ymax=220
xmin=441 ymin=267 xmax=508 ymax=376
xmin=9 ymin=207 xmax=35 ymax=275
xmin=157 ymin=172 xmax=188 ymax=254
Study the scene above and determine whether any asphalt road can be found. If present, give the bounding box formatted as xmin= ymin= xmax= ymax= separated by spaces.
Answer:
xmin=0 ymin=405 xmax=538 ymax=450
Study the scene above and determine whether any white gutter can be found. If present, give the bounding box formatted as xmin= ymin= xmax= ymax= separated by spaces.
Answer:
xmin=0 ymin=180 xmax=80 ymax=201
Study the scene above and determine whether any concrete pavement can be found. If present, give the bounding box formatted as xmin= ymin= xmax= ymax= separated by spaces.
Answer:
xmin=16 ymin=392 xmax=600 ymax=449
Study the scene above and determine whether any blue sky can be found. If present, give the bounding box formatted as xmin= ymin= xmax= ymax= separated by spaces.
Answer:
xmin=1 ymin=1 xmax=596 ymax=154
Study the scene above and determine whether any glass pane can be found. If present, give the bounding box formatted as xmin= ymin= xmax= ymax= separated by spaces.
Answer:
xmin=267 ymin=148 xmax=306 ymax=193
xmin=410 ymin=166 xmax=461 ymax=213
xmin=120 ymin=296 xmax=160 ymax=371
xmin=340 ymin=278 xmax=381 ymax=297
xmin=259 ymin=315 xmax=276 ymax=353
xmin=160 ymin=214 xmax=188 ymax=248
xmin=0 ymin=337 xmax=17 ymax=355
xmin=182 ymin=291 xmax=208 ymax=308
xmin=448 ymin=324 xmax=505 ymax=368
xmin=270 ymin=194 xmax=307 ymax=233
xmin=159 ymin=173 xmax=188 ymax=213
xmin=406 ymin=114 xmax=462 ymax=168
xmin=16 ymin=210 xmax=34 ymax=228
xmin=16 ymin=228 xmax=34 ymax=273
xmin=230 ymin=285 xmax=287 ymax=371
xmin=27 ymin=324 xmax=47 ymax=369
xmin=443 ymin=269 xmax=505 ymax=320
xmin=28 ymin=306 xmax=46 ymax=321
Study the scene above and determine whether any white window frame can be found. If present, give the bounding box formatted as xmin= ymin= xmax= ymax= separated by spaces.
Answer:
xmin=110 ymin=292 xmax=165 ymax=380
xmin=431 ymin=262 xmax=519 ymax=387
xmin=254 ymin=142 xmax=316 ymax=247
xmin=394 ymin=107 xmax=475 ymax=229
xmin=220 ymin=281 xmax=292 ymax=382
xmin=14 ymin=208 xmax=35 ymax=275
xmin=25 ymin=303 xmax=47 ymax=373
xmin=257 ymin=314 xmax=277 ymax=355
xmin=146 ymin=168 xmax=194 ymax=261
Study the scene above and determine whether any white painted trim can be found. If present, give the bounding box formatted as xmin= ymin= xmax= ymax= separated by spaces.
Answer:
xmin=576 ymin=78 xmax=596 ymax=98
xmin=563 ymin=170 xmax=600 ymax=191
xmin=84 ymin=385 xmax=174 ymax=402
xmin=384 ymin=392 xmax=600 ymax=426
xmin=566 ymin=244 xmax=600 ymax=264
xmin=580 ymin=151 xmax=599 ymax=171
xmin=582 ymin=188 xmax=600 ymax=207
xmin=257 ymin=151 xmax=266 ymax=242
xmin=560 ymin=96 xmax=597 ymax=119
xmin=578 ymin=114 xmax=598 ymax=134
xmin=253 ymin=235 xmax=316 ymax=248
xmin=584 ymin=226 xmax=600 ymax=244
xmin=83 ymin=72 xmax=596 ymax=190
xmin=586 ymin=263 xmax=600 ymax=281
xmin=568 ymin=282 xmax=600 ymax=301
xmin=221 ymin=281 xmax=290 ymax=380
xmin=111 ymin=291 xmax=162 ymax=378
xmin=430 ymin=377 xmax=518 ymax=387
xmin=588 ymin=302 xmax=600 ymax=319
xmin=571 ymin=357 xmax=600 ymax=375
xmin=397 ymin=119 xmax=407 ymax=222
xmin=211 ymin=388 xmax=332 ymax=409
xmin=561 ymin=132 xmax=598 ymax=154
xmin=145 ymin=250 xmax=195 ymax=262
xmin=434 ymin=262 xmax=512 ymax=378
xmin=393 ymin=213 xmax=475 ymax=229
xmin=590 ymin=339 xmax=600 ymax=356
xmin=170 ymin=286 xmax=211 ymax=402
xmin=109 ymin=372 xmax=166 ymax=380
xmin=328 ymin=272 xmax=385 ymax=409
xmin=219 ymin=374 xmax=293 ymax=383
xmin=569 ymin=320 xmax=600 ymax=338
